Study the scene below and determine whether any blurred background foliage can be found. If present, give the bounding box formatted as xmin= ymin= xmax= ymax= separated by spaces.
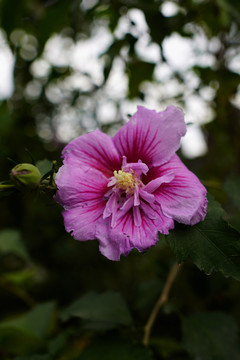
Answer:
xmin=1 ymin=0 xmax=240 ymax=359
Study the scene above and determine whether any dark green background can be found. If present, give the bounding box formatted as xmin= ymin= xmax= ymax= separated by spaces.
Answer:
xmin=1 ymin=1 xmax=240 ymax=359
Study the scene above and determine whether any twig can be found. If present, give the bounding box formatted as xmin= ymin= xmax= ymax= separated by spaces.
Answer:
xmin=143 ymin=262 xmax=181 ymax=346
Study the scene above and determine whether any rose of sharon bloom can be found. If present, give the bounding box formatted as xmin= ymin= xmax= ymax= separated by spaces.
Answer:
xmin=55 ymin=106 xmax=207 ymax=261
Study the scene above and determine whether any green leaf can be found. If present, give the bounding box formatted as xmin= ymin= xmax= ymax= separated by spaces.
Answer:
xmin=182 ymin=312 xmax=240 ymax=360
xmin=37 ymin=0 xmax=72 ymax=50
xmin=48 ymin=331 xmax=69 ymax=356
xmin=127 ymin=61 xmax=155 ymax=98
xmin=216 ymin=0 xmax=240 ymax=23
xmin=166 ymin=196 xmax=240 ymax=280
xmin=79 ymin=338 xmax=154 ymax=360
xmin=224 ymin=178 xmax=240 ymax=210
xmin=0 ymin=302 xmax=56 ymax=355
xmin=0 ymin=327 xmax=44 ymax=356
xmin=1 ymin=302 xmax=56 ymax=338
xmin=0 ymin=229 xmax=30 ymax=262
xmin=61 ymin=291 xmax=133 ymax=326
xmin=3 ymin=268 xmax=35 ymax=287
xmin=150 ymin=337 xmax=184 ymax=359
xmin=36 ymin=159 xmax=53 ymax=176
xmin=135 ymin=278 xmax=164 ymax=312
xmin=0 ymin=102 xmax=15 ymax=135
xmin=14 ymin=355 xmax=52 ymax=360
xmin=0 ymin=0 xmax=26 ymax=36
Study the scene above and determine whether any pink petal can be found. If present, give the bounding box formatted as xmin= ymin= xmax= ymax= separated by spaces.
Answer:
xmin=153 ymin=155 xmax=207 ymax=225
xmin=140 ymin=202 xmax=158 ymax=219
xmin=55 ymin=163 xmax=108 ymax=240
xmin=122 ymin=161 xmax=149 ymax=176
xmin=62 ymin=129 xmax=121 ymax=177
xmin=120 ymin=196 xmax=134 ymax=213
xmin=55 ymin=164 xmax=108 ymax=209
xmin=113 ymin=106 xmax=186 ymax=168
xmin=144 ymin=173 xmax=175 ymax=193
xmin=63 ymin=198 xmax=105 ymax=241
xmin=95 ymin=205 xmax=174 ymax=261
xmin=134 ymin=186 xmax=140 ymax=206
xmin=133 ymin=206 xmax=142 ymax=226
xmin=139 ymin=189 xmax=155 ymax=204
xmin=103 ymin=192 xmax=116 ymax=219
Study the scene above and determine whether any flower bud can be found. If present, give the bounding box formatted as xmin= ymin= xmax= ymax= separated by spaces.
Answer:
xmin=10 ymin=163 xmax=41 ymax=190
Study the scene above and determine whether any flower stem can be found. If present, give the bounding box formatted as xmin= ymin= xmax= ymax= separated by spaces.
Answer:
xmin=0 ymin=184 xmax=15 ymax=190
xmin=143 ymin=262 xmax=181 ymax=347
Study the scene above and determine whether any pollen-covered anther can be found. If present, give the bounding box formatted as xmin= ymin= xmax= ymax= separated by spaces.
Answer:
xmin=113 ymin=170 xmax=139 ymax=193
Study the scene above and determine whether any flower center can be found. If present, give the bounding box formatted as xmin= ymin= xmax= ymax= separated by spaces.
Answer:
xmin=113 ymin=170 xmax=139 ymax=194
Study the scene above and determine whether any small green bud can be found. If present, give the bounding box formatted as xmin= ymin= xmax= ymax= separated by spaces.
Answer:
xmin=10 ymin=163 xmax=41 ymax=190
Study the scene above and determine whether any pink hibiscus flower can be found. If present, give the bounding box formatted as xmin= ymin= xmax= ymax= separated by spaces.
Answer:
xmin=55 ymin=106 xmax=207 ymax=260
